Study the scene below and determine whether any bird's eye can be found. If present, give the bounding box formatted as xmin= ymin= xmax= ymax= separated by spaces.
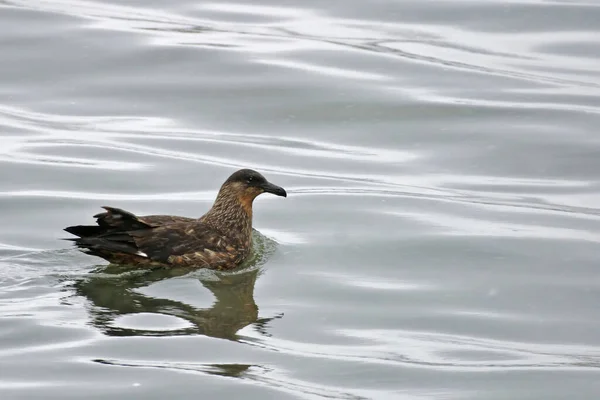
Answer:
xmin=247 ymin=177 xmax=253 ymax=183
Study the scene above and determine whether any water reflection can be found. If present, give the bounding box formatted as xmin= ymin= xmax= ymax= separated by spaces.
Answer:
xmin=94 ymin=358 xmax=256 ymax=379
xmin=70 ymin=265 xmax=281 ymax=339
xmin=65 ymin=231 xmax=282 ymax=340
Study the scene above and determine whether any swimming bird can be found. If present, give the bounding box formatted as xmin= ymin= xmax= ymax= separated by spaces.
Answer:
xmin=64 ymin=169 xmax=287 ymax=269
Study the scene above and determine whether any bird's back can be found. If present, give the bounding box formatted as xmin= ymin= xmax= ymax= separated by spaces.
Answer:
xmin=65 ymin=207 xmax=249 ymax=269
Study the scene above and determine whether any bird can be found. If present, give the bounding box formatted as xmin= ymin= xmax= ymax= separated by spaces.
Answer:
xmin=64 ymin=169 xmax=287 ymax=269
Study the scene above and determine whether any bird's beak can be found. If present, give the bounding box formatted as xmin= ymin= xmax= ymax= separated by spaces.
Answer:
xmin=261 ymin=181 xmax=287 ymax=197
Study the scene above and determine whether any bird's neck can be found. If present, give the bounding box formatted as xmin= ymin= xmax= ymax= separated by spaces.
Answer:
xmin=201 ymin=190 xmax=253 ymax=247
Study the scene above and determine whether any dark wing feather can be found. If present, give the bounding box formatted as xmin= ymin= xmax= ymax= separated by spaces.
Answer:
xmin=73 ymin=234 xmax=139 ymax=256
xmin=65 ymin=207 xmax=238 ymax=268
xmin=130 ymin=221 xmax=233 ymax=263
xmin=93 ymin=206 xmax=157 ymax=231
xmin=65 ymin=206 xmax=157 ymax=239
xmin=64 ymin=224 xmax=106 ymax=237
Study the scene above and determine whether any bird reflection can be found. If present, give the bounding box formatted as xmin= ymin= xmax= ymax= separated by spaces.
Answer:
xmin=69 ymin=264 xmax=281 ymax=340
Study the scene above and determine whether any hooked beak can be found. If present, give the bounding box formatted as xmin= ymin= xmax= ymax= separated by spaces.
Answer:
xmin=261 ymin=181 xmax=287 ymax=197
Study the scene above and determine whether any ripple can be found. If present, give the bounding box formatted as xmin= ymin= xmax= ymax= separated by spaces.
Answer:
xmin=240 ymin=328 xmax=600 ymax=372
xmin=304 ymin=271 xmax=435 ymax=291
xmin=111 ymin=313 xmax=194 ymax=332
xmin=257 ymin=59 xmax=389 ymax=81
xmin=199 ymin=3 xmax=314 ymax=18
xmin=90 ymin=358 xmax=427 ymax=400
xmin=5 ymin=0 xmax=600 ymax=90
xmin=392 ymin=210 xmax=600 ymax=242
xmin=0 ymin=104 xmax=418 ymax=177
xmin=0 ymin=189 xmax=214 ymax=201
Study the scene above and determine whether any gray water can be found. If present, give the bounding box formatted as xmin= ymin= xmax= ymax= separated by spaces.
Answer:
xmin=1 ymin=1 xmax=600 ymax=399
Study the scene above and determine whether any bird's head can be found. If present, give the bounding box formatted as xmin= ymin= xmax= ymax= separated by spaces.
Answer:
xmin=219 ymin=169 xmax=287 ymax=214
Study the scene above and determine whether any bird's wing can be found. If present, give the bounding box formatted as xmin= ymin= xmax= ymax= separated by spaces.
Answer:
xmin=68 ymin=207 xmax=240 ymax=268
xmin=93 ymin=206 xmax=158 ymax=230
xmin=129 ymin=221 xmax=240 ymax=267
xmin=64 ymin=206 xmax=153 ymax=238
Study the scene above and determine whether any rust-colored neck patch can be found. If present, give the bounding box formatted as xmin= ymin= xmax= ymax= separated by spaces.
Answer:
xmin=237 ymin=187 xmax=261 ymax=217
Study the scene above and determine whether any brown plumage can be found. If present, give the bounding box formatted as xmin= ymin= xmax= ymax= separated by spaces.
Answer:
xmin=64 ymin=169 xmax=287 ymax=269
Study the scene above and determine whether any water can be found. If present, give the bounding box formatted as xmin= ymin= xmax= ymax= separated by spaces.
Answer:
xmin=1 ymin=0 xmax=600 ymax=398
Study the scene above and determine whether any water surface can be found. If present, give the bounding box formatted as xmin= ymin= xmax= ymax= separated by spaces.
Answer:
xmin=1 ymin=0 xmax=600 ymax=399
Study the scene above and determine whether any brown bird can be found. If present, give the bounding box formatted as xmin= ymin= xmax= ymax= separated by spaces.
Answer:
xmin=64 ymin=169 xmax=287 ymax=269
